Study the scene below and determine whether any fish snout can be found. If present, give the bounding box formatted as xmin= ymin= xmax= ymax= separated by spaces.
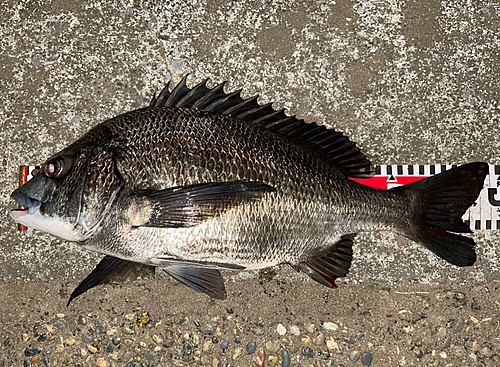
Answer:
xmin=11 ymin=189 xmax=42 ymax=214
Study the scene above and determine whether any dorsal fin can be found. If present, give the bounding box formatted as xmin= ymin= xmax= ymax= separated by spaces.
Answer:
xmin=149 ymin=76 xmax=373 ymax=178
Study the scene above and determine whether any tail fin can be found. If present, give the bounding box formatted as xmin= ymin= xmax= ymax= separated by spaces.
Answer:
xmin=394 ymin=162 xmax=488 ymax=267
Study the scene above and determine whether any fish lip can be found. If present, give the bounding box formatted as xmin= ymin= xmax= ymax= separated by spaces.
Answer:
xmin=10 ymin=190 xmax=42 ymax=214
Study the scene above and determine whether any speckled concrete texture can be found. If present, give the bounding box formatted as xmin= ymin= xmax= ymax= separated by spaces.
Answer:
xmin=1 ymin=0 xmax=499 ymax=287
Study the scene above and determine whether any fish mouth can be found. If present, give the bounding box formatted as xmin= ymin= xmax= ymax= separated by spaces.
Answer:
xmin=11 ymin=190 xmax=42 ymax=214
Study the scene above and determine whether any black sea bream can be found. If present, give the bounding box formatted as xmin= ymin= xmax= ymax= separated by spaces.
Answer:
xmin=10 ymin=76 xmax=487 ymax=303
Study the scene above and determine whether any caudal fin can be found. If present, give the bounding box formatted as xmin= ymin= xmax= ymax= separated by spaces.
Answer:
xmin=394 ymin=162 xmax=488 ymax=267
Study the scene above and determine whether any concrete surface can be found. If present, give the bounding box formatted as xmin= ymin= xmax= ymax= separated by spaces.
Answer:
xmin=1 ymin=1 xmax=499 ymax=285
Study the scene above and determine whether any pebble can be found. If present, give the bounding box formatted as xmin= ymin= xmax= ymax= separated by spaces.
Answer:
xmin=106 ymin=344 xmax=114 ymax=353
xmin=124 ymin=339 xmax=134 ymax=346
xmin=232 ymin=347 xmax=243 ymax=360
xmin=438 ymin=327 xmax=447 ymax=340
xmin=326 ymin=338 xmax=338 ymax=350
xmin=361 ymin=352 xmax=373 ymax=366
xmin=122 ymin=352 xmax=132 ymax=362
xmin=234 ymin=338 xmax=241 ymax=344
xmin=414 ymin=349 xmax=424 ymax=358
xmin=251 ymin=326 xmax=264 ymax=335
xmin=38 ymin=334 xmax=47 ymax=342
xmin=357 ymin=332 xmax=365 ymax=341
xmin=276 ymin=324 xmax=286 ymax=336
xmin=289 ymin=325 xmax=300 ymax=336
xmin=179 ymin=317 xmax=189 ymax=326
xmin=31 ymin=355 xmax=42 ymax=364
xmin=212 ymin=337 xmax=218 ymax=344
xmin=246 ymin=341 xmax=257 ymax=355
xmin=343 ymin=337 xmax=355 ymax=344
xmin=78 ymin=316 xmax=87 ymax=325
xmin=281 ymin=350 xmax=291 ymax=367
xmin=125 ymin=363 xmax=135 ymax=367
xmin=123 ymin=327 xmax=135 ymax=335
xmin=24 ymin=348 xmax=41 ymax=357
xmin=96 ymin=358 xmax=107 ymax=367
xmin=349 ymin=351 xmax=360 ymax=363
xmin=220 ymin=340 xmax=229 ymax=350
xmin=307 ymin=324 xmax=315 ymax=333
xmin=265 ymin=340 xmax=280 ymax=353
xmin=82 ymin=335 xmax=93 ymax=344
xmin=452 ymin=317 xmax=465 ymax=334
xmin=152 ymin=335 xmax=163 ymax=344
xmin=193 ymin=320 xmax=201 ymax=327
xmin=54 ymin=318 xmax=68 ymax=330
xmin=23 ymin=320 xmax=30 ymax=329
xmin=68 ymin=320 xmax=78 ymax=332
xmin=202 ymin=325 xmax=214 ymax=335
xmin=144 ymin=351 xmax=156 ymax=364
xmin=88 ymin=345 xmax=98 ymax=353
xmin=313 ymin=333 xmax=325 ymax=346
xmin=184 ymin=343 xmax=192 ymax=355
xmin=112 ymin=338 xmax=121 ymax=346
xmin=66 ymin=336 xmax=76 ymax=346
xmin=323 ymin=322 xmax=338 ymax=331
xmin=95 ymin=320 xmax=108 ymax=334
xmin=302 ymin=347 xmax=314 ymax=358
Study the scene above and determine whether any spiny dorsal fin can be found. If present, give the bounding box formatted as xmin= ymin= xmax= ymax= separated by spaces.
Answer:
xmin=149 ymin=76 xmax=373 ymax=178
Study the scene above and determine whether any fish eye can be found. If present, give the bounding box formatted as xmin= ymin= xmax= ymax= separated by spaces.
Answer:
xmin=44 ymin=159 xmax=63 ymax=178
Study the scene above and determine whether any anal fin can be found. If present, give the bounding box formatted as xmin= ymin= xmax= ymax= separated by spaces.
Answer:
xmin=161 ymin=266 xmax=227 ymax=300
xmin=293 ymin=234 xmax=355 ymax=288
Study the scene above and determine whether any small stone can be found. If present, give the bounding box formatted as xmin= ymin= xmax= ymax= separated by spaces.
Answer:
xmin=265 ymin=340 xmax=280 ymax=353
xmin=349 ymin=351 xmax=360 ymax=363
xmin=356 ymin=333 xmax=365 ymax=341
xmin=281 ymin=350 xmax=291 ymax=367
xmin=38 ymin=334 xmax=47 ymax=342
xmin=24 ymin=348 xmax=41 ymax=357
xmin=302 ymin=347 xmax=314 ymax=358
xmin=246 ymin=341 xmax=257 ymax=355
xmin=144 ymin=351 xmax=156 ymax=364
xmin=95 ymin=320 xmax=108 ymax=334
xmin=42 ymin=358 xmax=48 ymax=367
xmin=414 ymin=349 xmax=424 ymax=358
xmin=173 ymin=348 xmax=182 ymax=356
xmin=184 ymin=343 xmax=192 ymax=356
xmin=88 ymin=344 xmax=98 ymax=353
xmin=31 ymin=355 xmax=42 ymax=364
xmin=439 ymin=351 xmax=447 ymax=358
xmin=470 ymin=316 xmax=479 ymax=324
xmin=23 ymin=320 xmax=30 ymax=329
xmin=289 ymin=325 xmax=300 ymax=336
xmin=343 ymin=337 xmax=355 ymax=344
xmin=220 ymin=340 xmax=229 ymax=350
xmin=96 ymin=358 xmax=107 ymax=367
xmin=203 ymin=340 xmax=211 ymax=351
xmin=212 ymin=337 xmax=218 ymax=344
xmin=124 ymin=339 xmax=133 ymax=346
xmin=232 ymin=347 xmax=243 ymax=360
xmin=326 ymin=338 xmax=338 ymax=350
xmin=452 ymin=317 xmax=465 ymax=334
xmin=361 ymin=352 xmax=373 ymax=366
xmin=323 ymin=322 xmax=338 ymax=331
xmin=251 ymin=326 xmax=263 ymax=335
xmin=276 ymin=324 xmax=286 ymax=336
xmin=202 ymin=325 xmax=214 ymax=335
xmin=123 ymin=327 xmax=135 ymax=335
xmin=313 ymin=333 xmax=325 ymax=346
xmin=110 ymin=317 xmax=118 ymax=326
xmin=54 ymin=318 xmax=68 ymax=330
xmin=66 ymin=336 xmax=76 ymax=346
xmin=307 ymin=324 xmax=315 ymax=333
xmin=122 ymin=352 xmax=132 ymax=362
xmin=68 ymin=320 xmax=78 ymax=332
xmin=106 ymin=344 xmax=114 ymax=353
xmin=82 ymin=335 xmax=93 ymax=343
xmin=136 ymin=313 xmax=150 ymax=327
xmin=125 ymin=362 xmax=134 ymax=367
xmin=78 ymin=316 xmax=87 ymax=325
xmin=193 ymin=320 xmax=201 ymax=327
xmin=152 ymin=335 xmax=163 ymax=344
xmin=234 ymin=338 xmax=241 ymax=344
xmin=301 ymin=336 xmax=310 ymax=344
xmin=438 ymin=327 xmax=447 ymax=340
xmin=112 ymin=338 xmax=121 ymax=346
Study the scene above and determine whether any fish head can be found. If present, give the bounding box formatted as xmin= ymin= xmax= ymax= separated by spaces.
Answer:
xmin=10 ymin=136 xmax=124 ymax=242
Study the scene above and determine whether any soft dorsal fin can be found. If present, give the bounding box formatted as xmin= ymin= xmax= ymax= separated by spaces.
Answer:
xmin=150 ymin=75 xmax=373 ymax=178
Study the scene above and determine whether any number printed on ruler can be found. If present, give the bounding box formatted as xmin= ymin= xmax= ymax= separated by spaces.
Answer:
xmin=353 ymin=164 xmax=498 ymax=231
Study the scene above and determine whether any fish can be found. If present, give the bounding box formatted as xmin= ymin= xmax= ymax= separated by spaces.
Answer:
xmin=10 ymin=76 xmax=488 ymax=304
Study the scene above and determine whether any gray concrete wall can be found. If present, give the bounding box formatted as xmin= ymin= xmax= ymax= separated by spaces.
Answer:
xmin=1 ymin=0 xmax=499 ymax=284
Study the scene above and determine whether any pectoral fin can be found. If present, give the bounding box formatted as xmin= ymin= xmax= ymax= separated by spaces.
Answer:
xmin=67 ymin=256 xmax=155 ymax=306
xmin=293 ymin=234 xmax=355 ymax=288
xmin=161 ymin=266 xmax=227 ymax=300
xmin=137 ymin=181 xmax=275 ymax=228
